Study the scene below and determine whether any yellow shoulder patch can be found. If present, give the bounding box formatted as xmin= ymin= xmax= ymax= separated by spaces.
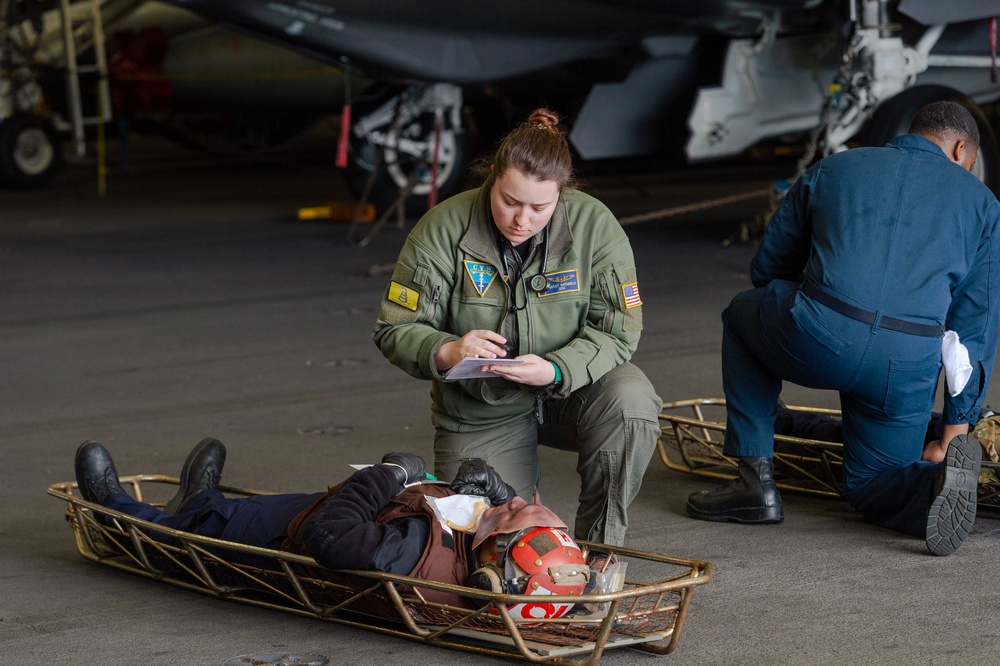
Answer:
xmin=388 ymin=281 xmax=419 ymax=311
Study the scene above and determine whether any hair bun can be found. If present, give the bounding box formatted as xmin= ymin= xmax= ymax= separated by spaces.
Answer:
xmin=527 ymin=108 xmax=560 ymax=133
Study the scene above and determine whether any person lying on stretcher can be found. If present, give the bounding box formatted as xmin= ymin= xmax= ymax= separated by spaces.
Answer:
xmin=74 ymin=439 xmax=595 ymax=615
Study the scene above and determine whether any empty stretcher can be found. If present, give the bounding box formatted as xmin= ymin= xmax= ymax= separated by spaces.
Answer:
xmin=658 ymin=398 xmax=1000 ymax=510
xmin=48 ymin=475 xmax=713 ymax=665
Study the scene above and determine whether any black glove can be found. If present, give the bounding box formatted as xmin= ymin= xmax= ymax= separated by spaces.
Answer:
xmin=450 ymin=458 xmax=516 ymax=505
xmin=380 ymin=452 xmax=426 ymax=488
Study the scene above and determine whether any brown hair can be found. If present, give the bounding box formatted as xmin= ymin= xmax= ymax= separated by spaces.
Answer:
xmin=474 ymin=108 xmax=577 ymax=191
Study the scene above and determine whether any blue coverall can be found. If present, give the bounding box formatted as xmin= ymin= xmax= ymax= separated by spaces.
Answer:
xmin=723 ymin=134 xmax=1000 ymax=536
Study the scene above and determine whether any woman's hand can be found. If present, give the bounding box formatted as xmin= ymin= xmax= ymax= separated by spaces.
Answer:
xmin=483 ymin=353 xmax=555 ymax=387
xmin=435 ymin=330 xmax=509 ymax=371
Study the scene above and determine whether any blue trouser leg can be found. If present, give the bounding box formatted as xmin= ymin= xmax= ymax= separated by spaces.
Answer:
xmin=774 ymin=407 xmax=845 ymax=443
xmin=102 ymin=490 xmax=323 ymax=565
xmin=772 ymin=406 xmax=945 ymax=536
xmin=836 ymin=362 xmax=942 ymax=537
xmin=721 ymin=290 xmax=783 ymax=458
xmin=220 ymin=492 xmax=324 ymax=549
xmin=774 ymin=409 xmax=944 ymax=446
xmin=102 ymin=490 xmax=230 ymax=539
xmin=721 ymin=282 xmax=860 ymax=457
xmin=845 ymin=461 xmax=941 ymax=536
xmin=721 ymin=281 xmax=945 ymax=537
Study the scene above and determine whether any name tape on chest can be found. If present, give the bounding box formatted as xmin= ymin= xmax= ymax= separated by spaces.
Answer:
xmin=537 ymin=269 xmax=580 ymax=297
xmin=388 ymin=281 xmax=420 ymax=311
xmin=464 ymin=261 xmax=499 ymax=297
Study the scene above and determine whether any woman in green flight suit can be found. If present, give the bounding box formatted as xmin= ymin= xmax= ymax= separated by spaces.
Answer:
xmin=373 ymin=108 xmax=661 ymax=546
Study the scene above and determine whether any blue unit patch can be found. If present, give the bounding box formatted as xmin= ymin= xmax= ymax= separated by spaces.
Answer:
xmin=538 ymin=269 xmax=580 ymax=297
xmin=464 ymin=261 xmax=499 ymax=297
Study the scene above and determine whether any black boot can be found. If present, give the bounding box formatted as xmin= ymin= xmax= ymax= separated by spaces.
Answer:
xmin=686 ymin=457 xmax=783 ymax=524
xmin=163 ymin=438 xmax=226 ymax=515
xmin=75 ymin=441 xmax=126 ymax=505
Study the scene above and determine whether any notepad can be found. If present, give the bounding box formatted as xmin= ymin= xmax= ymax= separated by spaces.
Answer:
xmin=444 ymin=357 xmax=523 ymax=380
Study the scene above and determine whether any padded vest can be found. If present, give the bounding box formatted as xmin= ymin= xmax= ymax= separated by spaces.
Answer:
xmin=283 ymin=482 xmax=473 ymax=607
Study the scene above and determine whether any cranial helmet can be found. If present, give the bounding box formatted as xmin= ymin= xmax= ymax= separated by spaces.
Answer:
xmin=471 ymin=525 xmax=590 ymax=621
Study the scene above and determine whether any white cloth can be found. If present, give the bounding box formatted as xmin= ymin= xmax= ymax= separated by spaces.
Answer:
xmin=423 ymin=494 xmax=490 ymax=535
xmin=942 ymin=330 xmax=973 ymax=397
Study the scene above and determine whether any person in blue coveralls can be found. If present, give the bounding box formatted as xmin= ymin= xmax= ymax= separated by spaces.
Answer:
xmin=686 ymin=101 xmax=1000 ymax=556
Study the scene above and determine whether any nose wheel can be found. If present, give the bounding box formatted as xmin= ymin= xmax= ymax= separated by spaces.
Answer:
xmin=0 ymin=114 xmax=62 ymax=188
xmin=345 ymin=84 xmax=467 ymax=215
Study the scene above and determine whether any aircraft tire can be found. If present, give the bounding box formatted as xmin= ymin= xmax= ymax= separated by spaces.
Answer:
xmin=865 ymin=85 xmax=998 ymax=194
xmin=0 ymin=114 xmax=62 ymax=188
xmin=345 ymin=111 xmax=468 ymax=216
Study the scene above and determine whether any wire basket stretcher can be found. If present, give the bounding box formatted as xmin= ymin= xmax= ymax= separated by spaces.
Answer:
xmin=48 ymin=475 xmax=713 ymax=665
xmin=658 ymin=398 xmax=1000 ymax=510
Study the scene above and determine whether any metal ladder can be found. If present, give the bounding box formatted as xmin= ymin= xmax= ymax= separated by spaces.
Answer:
xmin=57 ymin=0 xmax=113 ymax=158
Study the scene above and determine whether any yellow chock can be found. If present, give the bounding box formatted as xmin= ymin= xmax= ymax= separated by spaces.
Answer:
xmin=298 ymin=201 xmax=376 ymax=223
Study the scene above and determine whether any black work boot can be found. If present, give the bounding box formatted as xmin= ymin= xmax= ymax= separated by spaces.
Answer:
xmin=925 ymin=434 xmax=981 ymax=556
xmin=163 ymin=438 xmax=226 ymax=515
xmin=686 ymin=457 xmax=783 ymax=523
xmin=75 ymin=441 xmax=127 ymax=505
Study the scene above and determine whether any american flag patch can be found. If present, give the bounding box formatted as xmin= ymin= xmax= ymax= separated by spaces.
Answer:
xmin=622 ymin=282 xmax=642 ymax=309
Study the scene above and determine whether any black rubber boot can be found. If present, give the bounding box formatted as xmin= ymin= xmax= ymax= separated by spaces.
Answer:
xmin=686 ymin=457 xmax=784 ymax=524
xmin=75 ymin=441 xmax=126 ymax=505
xmin=925 ymin=434 xmax=981 ymax=556
xmin=163 ymin=438 xmax=226 ymax=515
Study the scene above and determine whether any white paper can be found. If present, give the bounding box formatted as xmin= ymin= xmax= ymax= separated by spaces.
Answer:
xmin=444 ymin=357 xmax=523 ymax=380
xmin=942 ymin=330 xmax=973 ymax=397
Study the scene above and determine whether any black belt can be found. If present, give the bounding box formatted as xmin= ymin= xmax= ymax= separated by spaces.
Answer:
xmin=801 ymin=282 xmax=941 ymax=338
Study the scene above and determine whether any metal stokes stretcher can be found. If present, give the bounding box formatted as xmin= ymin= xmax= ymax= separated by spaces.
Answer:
xmin=658 ymin=398 xmax=1000 ymax=510
xmin=48 ymin=476 xmax=713 ymax=665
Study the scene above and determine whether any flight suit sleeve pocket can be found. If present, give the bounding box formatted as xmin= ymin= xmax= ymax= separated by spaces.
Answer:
xmin=413 ymin=262 xmax=430 ymax=286
xmin=596 ymin=272 xmax=615 ymax=333
xmin=614 ymin=266 xmax=643 ymax=334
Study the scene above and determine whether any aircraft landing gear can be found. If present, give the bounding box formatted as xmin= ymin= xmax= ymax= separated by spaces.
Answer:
xmin=346 ymin=83 xmax=466 ymax=215
xmin=0 ymin=114 xmax=62 ymax=188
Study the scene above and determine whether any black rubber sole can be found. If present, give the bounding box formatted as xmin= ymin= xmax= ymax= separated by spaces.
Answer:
xmin=686 ymin=499 xmax=784 ymax=524
xmin=925 ymin=434 xmax=981 ymax=556
xmin=163 ymin=438 xmax=226 ymax=515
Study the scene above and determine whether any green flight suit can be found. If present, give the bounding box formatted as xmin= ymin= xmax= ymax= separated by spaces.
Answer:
xmin=373 ymin=183 xmax=661 ymax=545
